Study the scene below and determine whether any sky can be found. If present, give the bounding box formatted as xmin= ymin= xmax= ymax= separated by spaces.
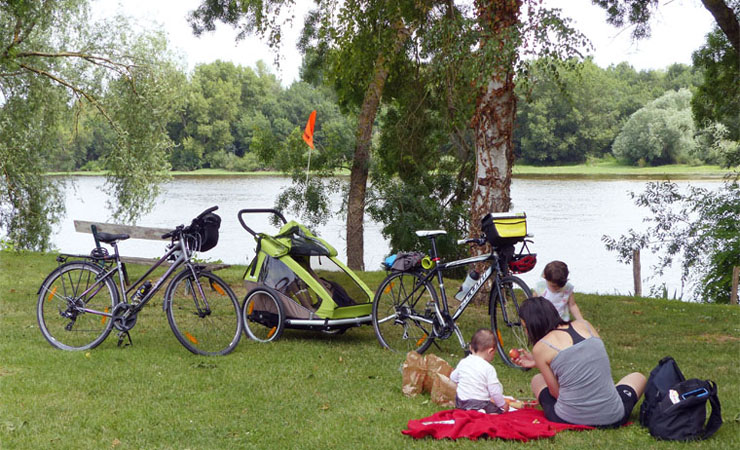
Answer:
xmin=93 ymin=0 xmax=717 ymax=85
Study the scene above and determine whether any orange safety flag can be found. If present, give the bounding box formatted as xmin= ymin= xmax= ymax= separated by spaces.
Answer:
xmin=302 ymin=110 xmax=316 ymax=149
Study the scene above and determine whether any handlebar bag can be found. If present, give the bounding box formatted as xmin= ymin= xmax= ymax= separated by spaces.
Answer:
xmin=189 ymin=212 xmax=221 ymax=252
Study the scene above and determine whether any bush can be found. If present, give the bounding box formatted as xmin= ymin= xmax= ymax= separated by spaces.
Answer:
xmin=207 ymin=150 xmax=261 ymax=172
xmin=612 ymin=89 xmax=696 ymax=165
xmin=693 ymin=121 xmax=740 ymax=167
xmin=603 ymin=178 xmax=740 ymax=303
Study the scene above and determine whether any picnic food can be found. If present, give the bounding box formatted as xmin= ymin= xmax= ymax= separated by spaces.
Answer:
xmin=509 ymin=348 xmax=520 ymax=359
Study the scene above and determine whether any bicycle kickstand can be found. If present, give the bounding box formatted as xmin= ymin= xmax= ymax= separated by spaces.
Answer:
xmin=117 ymin=330 xmax=133 ymax=348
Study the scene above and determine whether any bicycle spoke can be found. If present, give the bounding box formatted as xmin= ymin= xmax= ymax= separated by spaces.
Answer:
xmin=166 ymin=271 xmax=241 ymax=355
xmin=37 ymin=262 xmax=117 ymax=351
xmin=491 ymin=276 xmax=531 ymax=369
xmin=372 ymin=272 xmax=436 ymax=354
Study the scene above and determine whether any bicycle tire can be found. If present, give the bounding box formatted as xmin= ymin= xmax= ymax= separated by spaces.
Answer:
xmin=37 ymin=261 xmax=118 ymax=351
xmin=491 ymin=275 xmax=531 ymax=369
xmin=241 ymin=286 xmax=285 ymax=342
xmin=165 ymin=269 xmax=242 ymax=355
xmin=372 ymin=271 xmax=436 ymax=354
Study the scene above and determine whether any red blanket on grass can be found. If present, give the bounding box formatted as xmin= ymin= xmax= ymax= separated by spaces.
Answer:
xmin=403 ymin=408 xmax=594 ymax=442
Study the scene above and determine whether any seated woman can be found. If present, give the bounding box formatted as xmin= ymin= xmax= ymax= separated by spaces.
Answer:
xmin=513 ymin=297 xmax=646 ymax=427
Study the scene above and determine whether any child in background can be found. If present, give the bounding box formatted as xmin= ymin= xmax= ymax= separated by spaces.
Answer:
xmin=534 ymin=260 xmax=583 ymax=321
xmin=450 ymin=329 xmax=509 ymax=414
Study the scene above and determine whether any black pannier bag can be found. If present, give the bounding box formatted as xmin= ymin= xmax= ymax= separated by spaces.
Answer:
xmin=187 ymin=212 xmax=221 ymax=252
xmin=641 ymin=356 xmax=722 ymax=441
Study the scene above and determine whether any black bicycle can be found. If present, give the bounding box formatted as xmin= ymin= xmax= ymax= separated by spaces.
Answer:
xmin=372 ymin=214 xmax=536 ymax=368
xmin=36 ymin=206 xmax=242 ymax=355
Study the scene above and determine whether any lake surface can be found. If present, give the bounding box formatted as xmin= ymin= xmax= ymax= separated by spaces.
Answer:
xmin=51 ymin=175 xmax=723 ymax=298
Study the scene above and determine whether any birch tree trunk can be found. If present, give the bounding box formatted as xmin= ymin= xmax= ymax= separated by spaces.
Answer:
xmin=469 ymin=0 xmax=521 ymax=255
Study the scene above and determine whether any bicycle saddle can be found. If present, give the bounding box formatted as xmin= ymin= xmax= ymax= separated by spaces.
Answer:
xmin=415 ymin=230 xmax=447 ymax=238
xmin=96 ymin=232 xmax=130 ymax=243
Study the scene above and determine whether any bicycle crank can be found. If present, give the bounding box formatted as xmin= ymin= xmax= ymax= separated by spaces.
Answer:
xmin=432 ymin=314 xmax=454 ymax=340
xmin=112 ymin=303 xmax=138 ymax=332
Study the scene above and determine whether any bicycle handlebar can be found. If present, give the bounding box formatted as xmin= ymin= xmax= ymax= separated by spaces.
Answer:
xmin=457 ymin=237 xmax=487 ymax=246
xmin=161 ymin=225 xmax=183 ymax=240
xmin=237 ymin=208 xmax=287 ymax=237
xmin=195 ymin=205 xmax=218 ymax=220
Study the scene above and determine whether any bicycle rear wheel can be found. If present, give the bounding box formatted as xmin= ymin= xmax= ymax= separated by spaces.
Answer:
xmin=37 ymin=261 xmax=118 ymax=351
xmin=372 ymin=271 xmax=436 ymax=354
xmin=165 ymin=269 xmax=242 ymax=355
xmin=491 ymin=275 xmax=531 ymax=369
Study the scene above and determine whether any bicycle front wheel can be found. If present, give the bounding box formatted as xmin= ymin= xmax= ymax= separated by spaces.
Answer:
xmin=491 ymin=275 xmax=531 ymax=369
xmin=37 ymin=261 xmax=118 ymax=351
xmin=165 ymin=270 xmax=242 ymax=356
xmin=372 ymin=271 xmax=436 ymax=354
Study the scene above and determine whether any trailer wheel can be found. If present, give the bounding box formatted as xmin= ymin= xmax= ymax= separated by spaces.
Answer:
xmin=242 ymin=287 xmax=285 ymax=342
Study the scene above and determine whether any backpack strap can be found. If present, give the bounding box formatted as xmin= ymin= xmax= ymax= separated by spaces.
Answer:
xmin=701 ymin=380 xmax=722 ymax=440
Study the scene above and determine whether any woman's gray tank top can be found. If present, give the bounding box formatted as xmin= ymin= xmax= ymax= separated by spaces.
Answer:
xmin=544 ymin=330 xmax=623 ymax=425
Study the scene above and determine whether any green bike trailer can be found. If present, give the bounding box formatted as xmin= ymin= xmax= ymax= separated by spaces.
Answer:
xmin=238 ymin=209 xmax=374 ymax=342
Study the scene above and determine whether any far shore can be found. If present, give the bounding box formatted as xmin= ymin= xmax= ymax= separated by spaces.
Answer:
xmin=47 ymin=162 xmax=733 ymax=180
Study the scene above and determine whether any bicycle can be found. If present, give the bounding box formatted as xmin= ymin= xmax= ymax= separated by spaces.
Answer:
xmin=36 ymin=206 xmax=242 ymax=355
xmin=371 ymin=214 xmax=536 ymax=368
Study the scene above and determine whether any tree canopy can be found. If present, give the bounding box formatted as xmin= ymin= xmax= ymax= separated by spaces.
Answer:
xmin=1 ymin=0 xmax=179 ymax=249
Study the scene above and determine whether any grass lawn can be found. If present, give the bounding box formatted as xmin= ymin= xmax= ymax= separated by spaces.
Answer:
xmin=514 ymin=161 xmax=728 ymax=178
xmin=1 ymin=251 xmax=738 ymax=449
xmin=48 ymin=162 xmax=731 ymax=180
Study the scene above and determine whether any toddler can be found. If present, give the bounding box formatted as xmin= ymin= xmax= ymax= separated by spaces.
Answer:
xmin=534 ymin=260 xmax=583 ymax=321
xmin=450 ymin=329 xmax=509 ymax=414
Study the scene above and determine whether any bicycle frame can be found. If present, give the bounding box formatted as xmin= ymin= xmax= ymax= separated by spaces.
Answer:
xmin=402 ymin=249 xmax=512 ymax=350
xmin=64 ymin=233 xmax=198 ymax=320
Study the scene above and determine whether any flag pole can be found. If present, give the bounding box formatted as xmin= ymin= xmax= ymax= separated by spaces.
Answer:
xmin=302 ymin=110 xmax=317 ymax=216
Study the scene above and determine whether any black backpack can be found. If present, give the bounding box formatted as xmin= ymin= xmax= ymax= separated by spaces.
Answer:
xmin=640 ymin=356 xmax=722 ymax=441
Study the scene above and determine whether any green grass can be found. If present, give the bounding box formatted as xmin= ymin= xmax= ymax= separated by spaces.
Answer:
xmin=46 ymin=168 xmax=352 ymax=177
xmin=48 ymin=162 xmax=731 ymax=179
xmin=514 ymin=161 xmax=729 ymax=178
xmin=1 ymin=251 xmax=738 ymax=449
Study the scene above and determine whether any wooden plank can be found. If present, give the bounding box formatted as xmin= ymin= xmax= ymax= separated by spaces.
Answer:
xmin=74 ymin=220 xmax=170 ymax=240
xmin=74 ymin=220 xmax=230 ymax=271
xmin=118 ymin=256 xmax=230 ymax=271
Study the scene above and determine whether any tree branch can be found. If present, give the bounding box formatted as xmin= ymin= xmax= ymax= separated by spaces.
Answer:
xmin=700 ymin=0 xmax=740 ymax=57
xmin=14 ymin=51 xmax=137 ymax=76
xmin=16 ymin=62 xmax=120 ymax=133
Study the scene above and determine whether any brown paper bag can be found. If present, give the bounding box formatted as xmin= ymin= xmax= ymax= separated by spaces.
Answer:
xmin=430 ymin=373 xmax=457 ymax=407
xmin=401 ymin=351 xmax=427 ymax=397
xmin=423 ymin=354 xmax=454 ymax=393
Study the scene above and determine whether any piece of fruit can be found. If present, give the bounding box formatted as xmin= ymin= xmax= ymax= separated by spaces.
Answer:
xmin=508 ymin=348 xmax=520 ymax=359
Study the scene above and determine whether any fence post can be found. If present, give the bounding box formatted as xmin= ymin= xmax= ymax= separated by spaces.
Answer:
xmin=731 ymin=266 xmax=739 ymax=305
xmin=633 ymin=249 xmax=642 ymax=297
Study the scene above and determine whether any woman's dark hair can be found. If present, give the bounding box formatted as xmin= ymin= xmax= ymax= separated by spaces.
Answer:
xmin=519 ymin=297 xmax=568 ymax=344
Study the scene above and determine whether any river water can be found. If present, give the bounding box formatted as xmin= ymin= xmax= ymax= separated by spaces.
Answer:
xmin=51 ymin=175 xmax=723 ymax=298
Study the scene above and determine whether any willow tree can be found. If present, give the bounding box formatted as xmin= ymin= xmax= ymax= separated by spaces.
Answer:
xmin=0 ymin=0 xmax=180 ymax=250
